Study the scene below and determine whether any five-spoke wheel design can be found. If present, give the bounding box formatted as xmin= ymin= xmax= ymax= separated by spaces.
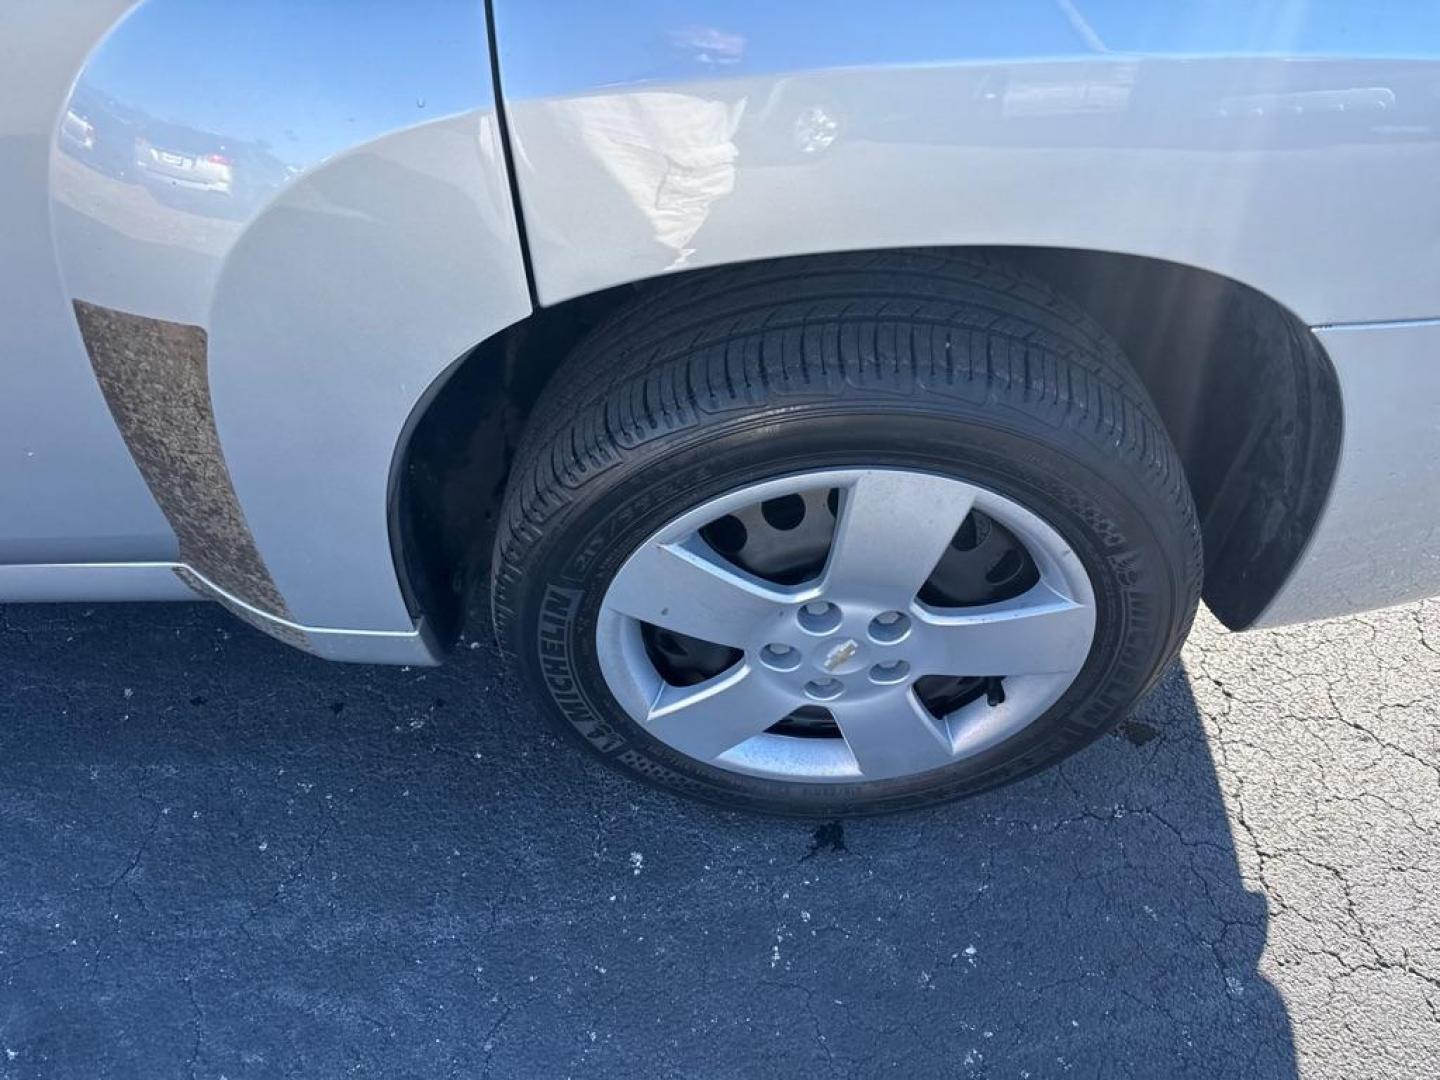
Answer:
xmin=597 ymin=469 xmax=1097 ymax=782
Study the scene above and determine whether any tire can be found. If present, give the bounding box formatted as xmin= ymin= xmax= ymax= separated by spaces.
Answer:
xmin=492 ymin=250 xmax=1202 ymax=816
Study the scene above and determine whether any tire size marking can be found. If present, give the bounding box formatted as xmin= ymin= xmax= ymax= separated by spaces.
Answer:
xmin=537 ymin=584 xmax=626 ymax=753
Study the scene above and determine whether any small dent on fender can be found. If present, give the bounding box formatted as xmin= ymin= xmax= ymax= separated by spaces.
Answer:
xmin=74 ymin=299 xmax=293 ymax=621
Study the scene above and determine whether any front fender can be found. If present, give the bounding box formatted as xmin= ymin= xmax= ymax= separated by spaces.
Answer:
xmin=494 ymin=1 xmax=1440 ymax=325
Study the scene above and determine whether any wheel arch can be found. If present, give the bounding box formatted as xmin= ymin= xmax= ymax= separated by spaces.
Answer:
xmin=394 ymin=246 xmax=1341 ymax=642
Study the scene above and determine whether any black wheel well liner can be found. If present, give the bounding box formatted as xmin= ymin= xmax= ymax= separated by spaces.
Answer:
xmin=390 ymin=248 xmax=1341 ymax=645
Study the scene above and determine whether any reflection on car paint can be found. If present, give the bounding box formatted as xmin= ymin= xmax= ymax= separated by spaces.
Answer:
xmin=58 ymin=82 xmax=297 ymax=222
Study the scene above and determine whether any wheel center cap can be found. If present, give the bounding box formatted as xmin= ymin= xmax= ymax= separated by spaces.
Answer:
xmin=815 ymin=637 xmax=866 ymax=675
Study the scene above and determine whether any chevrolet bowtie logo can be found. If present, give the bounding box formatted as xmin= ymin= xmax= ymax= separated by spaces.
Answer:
xmin=823 ymin=640 xmax=859 ymax=672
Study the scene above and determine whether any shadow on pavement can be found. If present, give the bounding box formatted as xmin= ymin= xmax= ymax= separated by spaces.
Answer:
xmin=0 ymin=602 xmax=1295 ymax=1078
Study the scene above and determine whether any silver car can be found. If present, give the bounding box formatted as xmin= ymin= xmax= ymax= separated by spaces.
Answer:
xmin=133 ymin=133 xmax=233 ymax=196
xmin=4 ymin=2 xmax=1439 ymax=815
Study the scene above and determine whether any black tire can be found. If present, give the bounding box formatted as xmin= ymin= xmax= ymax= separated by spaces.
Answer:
xmin=492 ymin=250 xmax=1202 ymax=816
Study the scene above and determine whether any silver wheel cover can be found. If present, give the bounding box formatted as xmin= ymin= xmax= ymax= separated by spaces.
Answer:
xmin=596 ymin=469 xmax=1097 ymax=783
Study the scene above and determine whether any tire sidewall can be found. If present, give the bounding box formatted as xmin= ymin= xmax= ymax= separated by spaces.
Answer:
xmin=503 ymin=402 xmax=1188 ymax=816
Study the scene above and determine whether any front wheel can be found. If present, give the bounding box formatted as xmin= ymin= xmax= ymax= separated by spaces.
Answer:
xmin=492 ymin=252 xmax=1202 ymax=816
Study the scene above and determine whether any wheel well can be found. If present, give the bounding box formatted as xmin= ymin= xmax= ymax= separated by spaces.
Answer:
xmin=393 ymin=248 xmax=1341 ymax=644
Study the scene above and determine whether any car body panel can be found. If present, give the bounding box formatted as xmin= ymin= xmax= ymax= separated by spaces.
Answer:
xmin=0 ymin=1 xmax=176 ymax=565
xmin=1256 ymin=318 xmax=1440 ymax=627
xmin=493 ymin=0 xmax=1440 ymax=327
xmin=0 ymin=562 xmax=198 ymax=604
xmin=25 ymin=0 xmax=532 ymax=657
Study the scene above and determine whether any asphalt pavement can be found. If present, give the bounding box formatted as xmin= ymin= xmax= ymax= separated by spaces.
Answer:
xmin=1 ymin=596 xmax=1437 ymax=1079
